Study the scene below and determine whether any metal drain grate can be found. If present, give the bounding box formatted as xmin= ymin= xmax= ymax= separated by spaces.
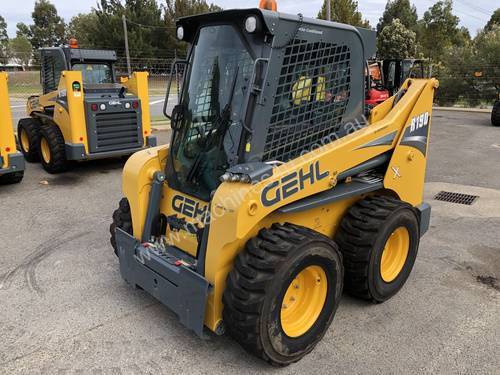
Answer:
xmin=433 ymin=191 xmax=479 ymax=205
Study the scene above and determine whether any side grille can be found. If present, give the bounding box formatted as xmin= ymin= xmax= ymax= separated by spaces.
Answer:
xmin=263 ymin=39 xmax=351 ymax=162
xmin=94 ymin=111 xmax=141 ymax=151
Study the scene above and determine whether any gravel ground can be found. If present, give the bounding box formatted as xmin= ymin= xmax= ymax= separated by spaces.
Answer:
xmin=0 ymin=110 xmax=498 ymax=374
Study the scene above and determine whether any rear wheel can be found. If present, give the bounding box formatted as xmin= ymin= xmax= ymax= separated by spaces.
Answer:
xmin=39 ymin=125 xmax=68 ymax=174
xmin=223 ymin=223 xmax=343 ymax=366
xmin=492 ymin=101 xmax=500 ymax=127
xmin=110 ymin=198 xmax=133 ymax=256
xmin=0 ymin=171 xmax=24 ymax=185
xmin=335 ymin=196 xmax=420 ymax=302
xmin=18 ymin=118 xmax=41 ymax=162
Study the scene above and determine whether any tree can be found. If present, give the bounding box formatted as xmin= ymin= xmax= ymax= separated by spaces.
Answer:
xmin=377 ymin=0 xmax=418 ymax=33
xmin=16 ymin=23 xmax=31 ymax=38
xmin=90 ymin=0 xmax=165 ymax=57
xmin=317 ymin=0 xmax=370 ymax=28
xmin=163 ymin=0 xmax=223 ymax=54
xmin=377 ymin=18 xmax=416 ymax=59
xmin=485 ymin=8 xmax=500 ymax=31
xmin=67 ymin=13 xmax=99 ymax=47
xmin=0 ymin=15 xmax=9 ymax=65
xmin=9 ymin=36 xmax=32 ymax=70
xmin=419 ymin=0 xmax=460 ymax=61
xmin=28 ymin=0 xmax=66 ymax=49
xmin=475 ymin=25 xmax=500 ymax=92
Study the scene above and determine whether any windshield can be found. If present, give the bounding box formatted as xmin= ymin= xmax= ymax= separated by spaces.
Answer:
xmin=170 ymin=25 xmax=254 ymax=201
xmin=72 ymin=63 xmax=114 ymax=84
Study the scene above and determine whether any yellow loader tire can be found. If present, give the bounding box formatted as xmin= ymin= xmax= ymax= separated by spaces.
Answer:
xmin=110 ymin=198 xmax=133 ymax=256
xmin=223 ymin=223 xmax=343 ymax=366
xmin=39 ymin=125 xmax=68 ymax=174
xmin=335 ymin=196 xmax=419 ymax=303
xmin=18 ymin=118 xmax=41 ymax=162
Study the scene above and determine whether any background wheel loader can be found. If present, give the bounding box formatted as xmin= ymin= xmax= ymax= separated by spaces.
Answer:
xmin=110 ymin=3 xmax=438 ymax=366
xmin=18 ymin=40 xmax=157 ymax=174
xmin=0 ymin=72 xmax=25 ymax=184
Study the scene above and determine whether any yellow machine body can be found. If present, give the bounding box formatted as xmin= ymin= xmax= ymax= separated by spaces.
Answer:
xmin=0 ymin=72 xmax=24 ymax=178
xmin=26 ymin=71 xmax=153 ymax=157
xmin=0 ymin=73 xmax=16 ymax=170
xmin=121 ymin=78 xmax=439 ymax=332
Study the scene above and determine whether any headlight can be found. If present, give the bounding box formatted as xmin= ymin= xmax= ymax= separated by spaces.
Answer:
xmin=177 ymin=26 xmax=185 ymax=41
xmin=125 ymin=102 xmax=131 ymax=109
xmin=100 ymin=104 xmax=107 ymax=111
xmin=245 ymin=16 xmax=258 ymax=33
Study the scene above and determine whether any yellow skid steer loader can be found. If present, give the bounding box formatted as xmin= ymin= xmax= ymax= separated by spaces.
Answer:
xmin=110 ymin=4 xmax=438 ymax=366
xmin=0 ymin=72 xmax=25 ymax=184
xmin=18 ymin=40 xmax=156 ymax=174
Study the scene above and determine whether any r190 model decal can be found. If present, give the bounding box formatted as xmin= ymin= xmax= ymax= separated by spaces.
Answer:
xmin=261 ymin=161 xmax=329 ymax=207
xmin=401 ymin=111 xmax=431 ymax=156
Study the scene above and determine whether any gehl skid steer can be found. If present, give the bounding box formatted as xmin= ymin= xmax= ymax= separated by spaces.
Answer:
xmin=0 ymin=72 xmax=25 ymax=184
xmin=111 ymin=2 xmax=438 ymax=366
xmin=18 ymin=39 xmax=156 ymax=174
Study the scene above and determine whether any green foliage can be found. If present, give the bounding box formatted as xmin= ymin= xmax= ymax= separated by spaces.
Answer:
xmin=474 ymin=25 xmax=500 ymax=90
xmin=16 ymin=23 xmax=31 ymax=39
xmin=317 ymin=0 xmax=370 ymax=28
xmin=28 ymin=0 xmax=66 ymax=49
xmin=67 ymin=13 xmax=99 ymax=47
xmin=377 ymin=18 xmax=416 ymax=59
xmin=90 ymin=0 xmax=165 ymax=57
xmin=0 ymin=15 xmax=9 ymax=65
xmin=377 ymin=0 xmax=418 ymax=33
xmin=419 ymin=0 xmax=459 ymax=62
xmin=485 ymin=8 xmax=500 ymax=31
xmin=9 ymin=36 xmax=33 ymax=70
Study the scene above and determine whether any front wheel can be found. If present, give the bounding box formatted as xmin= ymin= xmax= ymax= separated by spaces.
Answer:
xmin=39 ymin=125 xmax=68 ymax=174
xmin=110 ymin=198 xmax=133 ymax=256
xmin=223 ymin=223 xmax=343 ymax=366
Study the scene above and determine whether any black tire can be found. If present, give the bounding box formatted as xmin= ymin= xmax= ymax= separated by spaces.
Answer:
xmin=223 ymin=223 xmax=343 ymax=366
xmin=0 ymin=171 xmax=24 ymax=185
xmin=110 ymin=198 xmax=133 ymax=256
xmin=335 ymin=196 xmax=420 ymax=303
xmin=17 ymin=117 xmax=41 ymax=162
xmin=39 ymin=125 xmax=68 ymax=174
xmin=492 ymin=101 xmax=500 ymax=127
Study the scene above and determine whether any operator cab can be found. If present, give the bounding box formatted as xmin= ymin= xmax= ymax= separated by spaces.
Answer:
xmin=165 ymin=8 xmax=376 ymax=201
xmin=40 ymin=41 xmax=119 ymax=95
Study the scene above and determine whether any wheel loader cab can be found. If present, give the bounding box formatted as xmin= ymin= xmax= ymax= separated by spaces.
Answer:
xmin=112 ymin=7 xmax=439 ymax=367
xmin=18 ymin=43 xmax=156 ymax=174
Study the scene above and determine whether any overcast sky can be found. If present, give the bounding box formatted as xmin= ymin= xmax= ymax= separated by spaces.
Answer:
xmin=2 ymin=0 xmax=496 ymax=37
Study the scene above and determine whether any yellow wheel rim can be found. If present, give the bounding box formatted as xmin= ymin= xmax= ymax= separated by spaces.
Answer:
xmin=20 ymin=129 xmax=29 ymax=152
xmin=380 ymin=227 xmax=410 ymax=283
xmin=280 ymin=265 xmax=328 ymax=338
xmin=40 ymin=137 xmax=51 ymax=163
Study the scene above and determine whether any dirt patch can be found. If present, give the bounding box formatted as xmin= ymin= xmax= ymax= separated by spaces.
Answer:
xmin=476 ymin=276 xmax=500 ymax=292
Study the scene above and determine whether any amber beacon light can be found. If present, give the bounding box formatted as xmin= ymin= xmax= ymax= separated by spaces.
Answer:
xmin=259 ymin=0 xmax=278 ymax=11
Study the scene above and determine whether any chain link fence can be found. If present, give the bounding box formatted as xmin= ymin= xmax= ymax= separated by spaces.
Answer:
xmin=2 ymin=50 xmax=498 ymax=111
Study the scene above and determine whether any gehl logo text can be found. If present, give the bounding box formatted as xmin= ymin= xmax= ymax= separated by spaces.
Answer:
xmin=172 ymin=195 xmax=209 ymax=223
xmin=261 ymin=161 xmax=329 ymax=207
